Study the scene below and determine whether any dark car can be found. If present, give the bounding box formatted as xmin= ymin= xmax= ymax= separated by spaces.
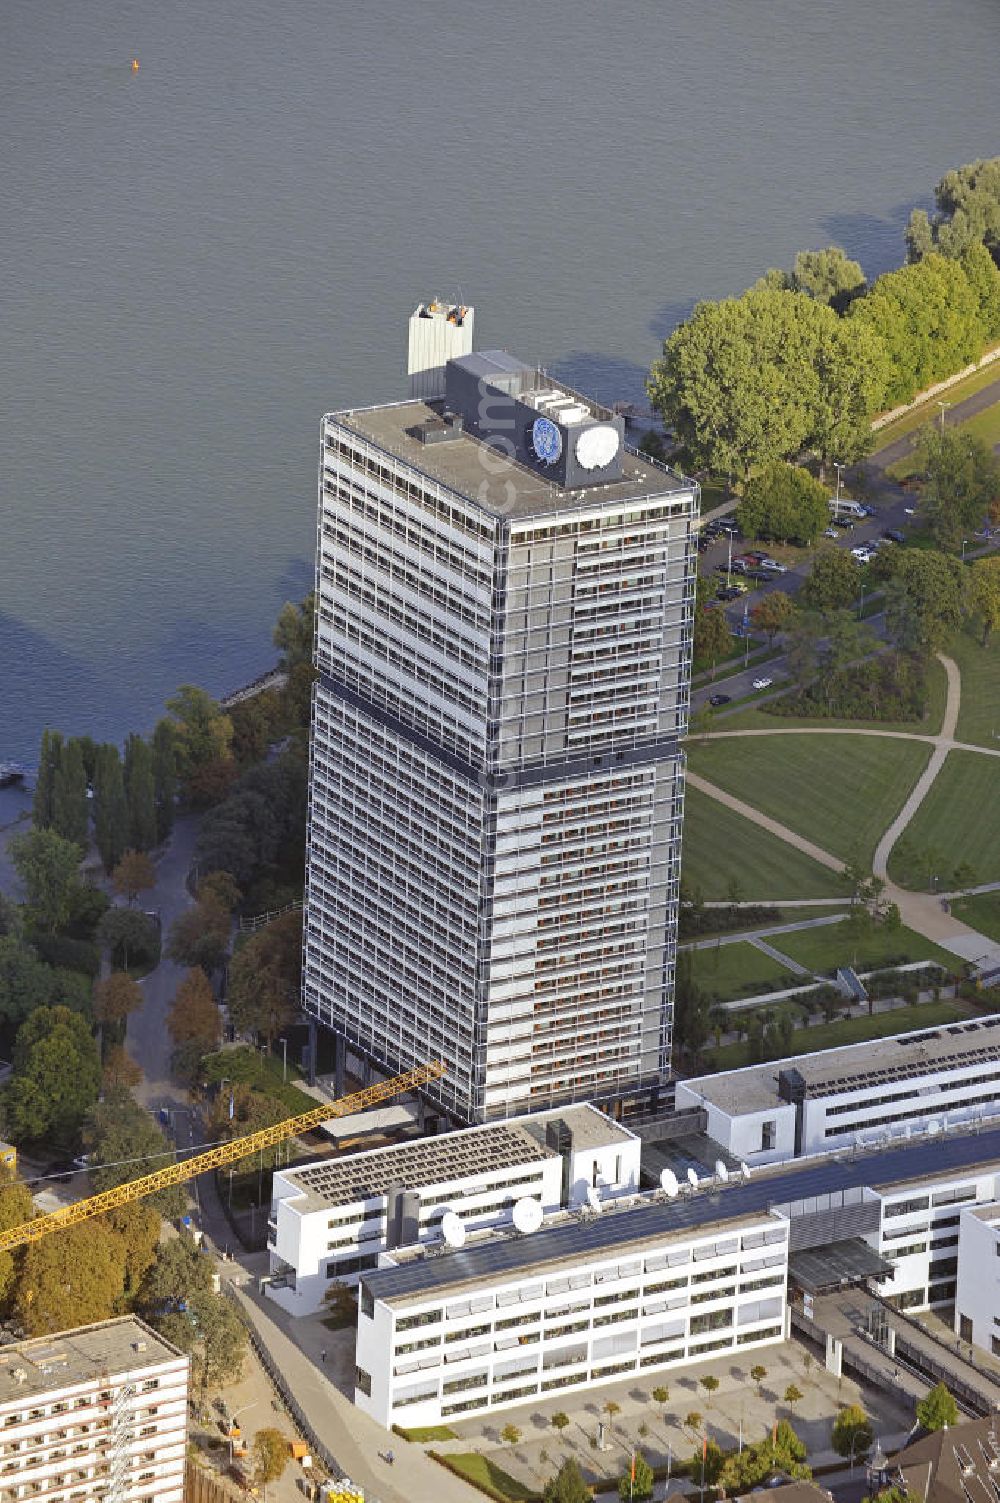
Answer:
xmin=832 ymin=516 xmax=855 ymax=530
xmin=708 ymin=693 xmax=731 ymax=707
xmin=716 ymin=585 xmax=742 ymax=601
xmin=883 ymin=528 xmax=905 ymax=544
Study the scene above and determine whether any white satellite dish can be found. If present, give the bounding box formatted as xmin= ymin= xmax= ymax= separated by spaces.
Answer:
xmin=512 ymin=1197 xmax=544 ymax=1235
xmin=586 ymin=1186 xmax=603 ymax=1214
xmin=440 ymin=1212 xmax=466 ymax=1250
xmin=740 ymin=1162 xmax=752 ymax=1181
xmin=715 ymin=1160 xmax=729 ymax=1183
xmin=660 ymin=1168 xmax=679 ymax=1199
xmin=686 ymin=1167 xmax=700 ymax=1191
xmin=927 ymin=1119 xmax=941 ymax=1136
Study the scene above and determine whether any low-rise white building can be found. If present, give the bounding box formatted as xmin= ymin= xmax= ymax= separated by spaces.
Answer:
xmin=0 ymin=1317 xmax=188 ymax=1503
xmin=954 ymin=1200 xmax=1000 ymax=1354
xmin=267 ymin=1104 xmax=641 ymax=1316
xmin=677 ymin=1015 xmax=1000 ymax=1166
xmin=355 ymin=1205 xmax=789 ymax=1428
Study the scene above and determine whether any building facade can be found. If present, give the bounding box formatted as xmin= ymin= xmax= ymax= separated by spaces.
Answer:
xmin=0 ymin=1317 xmax=188 ymax=1503
xmin=303 ymin=347 xmax=699 ymax=1122
xmin=266 ymin=1105 xmax=640 ymax=1316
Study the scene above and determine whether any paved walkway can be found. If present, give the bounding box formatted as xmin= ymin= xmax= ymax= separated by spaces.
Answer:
xmin=869 ymin=369 xmax=1000 ymax=471
xmin=686 ymin=769 xmax=845 ymax=874
xmin=682 ymin=914 xmax=847 ymax=951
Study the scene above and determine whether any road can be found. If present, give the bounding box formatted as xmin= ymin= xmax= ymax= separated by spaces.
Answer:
xmin=869 ymin=371 xmax=1000 ymax=472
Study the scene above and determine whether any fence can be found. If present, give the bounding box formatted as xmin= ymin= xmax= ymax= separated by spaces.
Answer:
xmin=184 ymin=1460 xmax=244 ymax=1503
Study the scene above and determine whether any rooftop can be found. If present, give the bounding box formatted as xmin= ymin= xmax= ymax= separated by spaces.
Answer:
xmin=0 ymin=1318 xmax=184 ymax=1406
xmin=362 ymin=1120 xmax=1000 ymax=1305
xmin=281 ymin=1105 xmax=635 ymax=1213
xmin=328 ymin=399 xmax=694 ymax=521
xmin=683 ymin=1014 xmax=1000 ymax=1116
xmin=890 ymin=1411 xmax=1000 ymax=1503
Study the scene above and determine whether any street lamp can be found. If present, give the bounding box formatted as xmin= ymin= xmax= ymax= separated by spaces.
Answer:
xmin=962 ymin=538 xmax=969 ymax=563
xmin=833 ymin=461 xmax=845 ymax=503
xmin=279 ymin=1037 xmax=288 ymax=1083
xmin=228 ymin=1401 xmax=258 ymax=1463
xmin=936 ymin=399 xmax=951 ymax=432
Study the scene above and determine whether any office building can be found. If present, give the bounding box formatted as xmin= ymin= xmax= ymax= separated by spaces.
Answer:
xmin=303 ymin=336 xmax=699 ymax=1122
xmin=0 ymin=1317 xmax=188 ymax=1503
xmin=266 ymin=1105 xmax=640 ymax=1315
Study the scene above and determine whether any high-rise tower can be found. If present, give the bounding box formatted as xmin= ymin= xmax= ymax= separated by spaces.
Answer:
xmin=303 ymin=340 xmax=699 ymax=1123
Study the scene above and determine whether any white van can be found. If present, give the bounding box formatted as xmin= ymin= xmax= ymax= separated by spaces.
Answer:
xmin=828 ymin=497 xmax=867 ymax=520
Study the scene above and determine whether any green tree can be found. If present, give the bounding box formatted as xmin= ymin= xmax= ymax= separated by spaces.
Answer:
xmin=651 ymin=1385 xmax=669 ymax=1412
xmin=785 ymin=1383 xmax=804 ymax=1413
xmin=112 ymin=849 xmax=157 ymax=907
xmin=0 ymin=937 xmax=63 ymax=1041
xmin=4 ymin=1005 xmax=101 ymax=1144
xmin=551 ymin=1411 xmax=571 ymax=1436
xmin=832 ymin=1403 xmax=873 ymax=1461
xmin=251 ymin=1429 xmax=290 ymax=1488
xmin=737 ymin=463 xmax=829 ymax=544
xmin=718 ymin=1422 xmax=809 ymax=1493
xmin=750 ymin=590 xmax=795 ymax=645
xmin=959 ymin=240 xmax=1000 ymax=341
xmin=137 ymin=1230 xmax=213 ymax=1314
xmin=701 ymin=1374 xmax=720 ymax=1399
xmin=166 ymin=900 xmax=231 ymax=975
xmin=124 ymin=733 xmax=158 ymax=851
xmin=619 ymin=1451 xmax=654 ymax=1502
xmin=757 ymin=246 xmax=866 ymax=311
xmin=694 ymin=604 xmax=733 ymax=675
xmin=273 ymin=592 xmax=315 ymax=671
xmin=604 ymin=1400 xmax=621 ymax=1429
xmin=0 ymin=1169 xmax=36 ymax=1308
xmin=51 ymin=738 xmax=89 ymax=848
xmin=165 ymin=686 xmax=234 ymax=791
xmin=673 ymin=950 xmax=710 ymax=1062
xmin=916 ymin=1381 xmax=959 ymax=1431
xmin=784 ymin=611 xmax=826 ymax=692
xmin=9 ymin=828 xmax=83 ymax=935
xmin=167 ymin=968 xmax=222 ymax=1055
xmin=684 ymin=1411 xmax=702 ymax=1434
xmin=225 ymin=910 xmax=301 ymax=1047
xmin=13 ymin=1219 xmax=126 ymax=1335
xmin=93 ymin=744 xmax=129 ymax=875
xmin=808 ymin=314 xmax=890 ymax=468
xmin=906 ymin=156 xmax=1000 ymax=264
xmin=750 ymin=1364 xmax=767 ymax=1395
xmin=501 ymin=1423 xmax=522 ymax=1447
xmin=33 ymin=730 xmax=64 ymax=830
xmin=883 ymin=549 xmax=967 ymax=655
xmin=82 ymin=1087 xmax=185 ymax=1212
xmin=542 ymin=1458 xmax=590 ymax=1503
xmin=916 ymin=423 xmax=1000 ymax=551
xmin=969 ymin=555 xmax=1000 ymax=644
xmin=151 ymin=719 xmax=178 ymax=842
xmin=801 ymin=548 xmax=862 ymax=611
xmin=97 ymin=906 xmax=160 ymax=971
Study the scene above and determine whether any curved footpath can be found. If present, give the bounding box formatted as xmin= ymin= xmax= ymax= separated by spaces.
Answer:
xmin=688 ymin=653 xmax=1000 ymax=970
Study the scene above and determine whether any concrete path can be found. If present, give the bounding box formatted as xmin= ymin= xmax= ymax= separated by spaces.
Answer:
xmin=749 ymin=937 xmax=809 ymax=974
xmin=685 ymin=770 xmax=845 ymax=874
xmin=869 ymin=371 xmax=1000 ymax=471
xmin=682 ymin=913 xmax=847 ymax=951
xmin=689 ymin=725 xmax=1000 ymax=761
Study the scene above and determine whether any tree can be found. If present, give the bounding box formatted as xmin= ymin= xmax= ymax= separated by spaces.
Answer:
xmin=225 ymin=910 xmax=301 ymax=1047
xmin=97 ymin=905 xmax=160 ymax=971
xmin=166 ymin=900 xmax=231 ymax=975
xmin=274 ymin=593 xmax=316 ymax=671
xmin=124 ymin=733 xmax=158 ymax=851
xmin=198 ymin=870 xmax=242 ymax=915
xmin=251 ymin=1429 xmax=290 ymax=1488
xmin=784 ymin=610 xmax=826 ymax=692
xmin=718 ymin=1422 xmax=809 ymax=1493
xmin=603 ymin=1400 xmax=621 ymax=1430
xmin=323 ymin=1280 xmax=357 ymax=1324
xmin=684 ymin=1412 xmax=702 ymax=1434
xmin=619 ymin=1451 xmax=654 ymax=1502
xmin=750 ymin=590 xmax=795 ymax=645
xmin=112 ymin=849 xmax=156 ymax=907
xmin=738 ymin=463 xmax=829 ymax=544
xmin=82 ymin=1086 xmax=186 ymax=1214
xmin=51 ymin=738 xmax=89 ymax=848
xmin=501 ymin=1423 xmax=522 ymax=1447
xmin=151 ymin=719 xmax=178 ymax=842
xmin=4 ymin=1005 xmax=102 ymax=1144
xmin=801 ymin=548 xmax=862 ymax=612
xmin=651 ymin=1385 xmax=669 ymax=1413
xmin=808 ymin=315 xmax=890 ymax=469
xmin=832 ymin=1404 xmax=873 ymax=1461
xmin=542 ymin=1458 xmax=590 ymax=1503
xmin=165 ymin=685 xmax=234 ymax=792
xmin=551 ymin=1411 xmax=571 ymax=1435
xmin=92 ymin=744 xmax=129 ymax=875
xmin=137 ymin=1230 xmax=213 ymax=1314
xmin=32 ymin=729 xmax=63 ymax=829
xmin=750 ymin=1364 xmax=767 ymax=1396
xmin=757 ymin=246 xmax=866 ymax=311
xmin=9 ymin=827 xmax=83 ymax=934
xmin=0 ymin=936 xmax=65 ymax=1040
xmin=207 ymin=1083 xmax=288 ymax=1172
xmin=916 ymin=424 xmax=1000 ymax=551
xmin=785 ymin=1383 xmax=804 ymax=1413
xmin=906 ymin=156 xmax=1000 ymax=264
xmin=102 ymin=1045 xmax=143 ymax=1093
xmin=701 ymin=1375 xmax=720 ymax=1400
xmin=92 ymin=971 xmax=143 ymax=1029
xmin=969 ymin=556 xmax=1000 ymax=643
xmin=694 ymin=605 xmax=732 ymax=675
xmin=0 ymin=1169 xmax=36 ymax=1308
xmin=884 ymin=549 xmax=966 ymax=656
xmin=167 ymin=968 xmax=221 ymax=1054
xmin=673 ymin=950 xmax=710 ymax=1062
xmin=14 ymin=1220 xmax=126 ymax=1335
xmin=916 ymin=1382 xmax=959 ymax=1432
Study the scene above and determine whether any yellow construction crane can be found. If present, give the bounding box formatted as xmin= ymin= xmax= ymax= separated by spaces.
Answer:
xmin=0 ymin=1060 xmax=444 ymax=1256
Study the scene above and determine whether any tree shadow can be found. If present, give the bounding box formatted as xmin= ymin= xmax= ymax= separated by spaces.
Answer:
xmin=649 ymin=296 xmax=700 ymax=343
xmin=629 ymin=1387 xmax=648 ymax=1404
xmin=819 ymin=196 xmax=933 ymax=280
xmin=529 ymin=1412 xmax=549 ymax=1432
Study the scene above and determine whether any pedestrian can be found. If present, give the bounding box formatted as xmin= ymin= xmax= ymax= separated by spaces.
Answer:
xmin=320 ymin=1349 xmax=326 ymax=1364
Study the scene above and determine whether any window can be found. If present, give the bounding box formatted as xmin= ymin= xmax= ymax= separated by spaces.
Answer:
xmin=355 ymin=1367 xmax=372 ymax=1398
xmin=761 ymin=1121 xmax=776 ymax=1152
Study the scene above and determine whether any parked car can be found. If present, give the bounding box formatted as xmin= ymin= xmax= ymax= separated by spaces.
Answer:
xmin=833 ymin=516 xmax=856 ymax=530
xmin=822 ymin=526 xmax=839 ymax=539
xmin=716 ymin=585 xmax=743 ymax=601
xmin=752 ymin=676 xmax=773 ymax=691
xmin=739 ymin=550 xmax=769 ymax=565
xmin=759 ymin=559 xmax=787 ymax=573
xmin=708 ymin=693 xmax=731 ymax=707
xmin=882 ymin=529 xmax=905 ymax=544
xmin=860 ymin=503 xmax=878 ymax=516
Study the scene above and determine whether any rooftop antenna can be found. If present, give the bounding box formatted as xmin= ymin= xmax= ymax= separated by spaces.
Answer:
xmin=586 ymin=1186 xmax=603 ymax=1214
xmin=686 ymin=1167 xmax=700 ymax=1192
xmin=660 ymin=1168 xmax=679 ymax=1199
xmin=512 ymin=1197 xmax=544 ymax=1236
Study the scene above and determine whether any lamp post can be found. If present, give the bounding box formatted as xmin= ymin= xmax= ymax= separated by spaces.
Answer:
xmin=937 ymin=399 xmax=951 ymax=432
xmin=279 ymin=1037 xmax=288 ymax=1083
xmin=962 ymin=537 xmax=969 ymax=563
xmin=833 ymin=461 xmax=845 ymax=503
xmin=228 ymin=1402 xmax=258 ymax=1463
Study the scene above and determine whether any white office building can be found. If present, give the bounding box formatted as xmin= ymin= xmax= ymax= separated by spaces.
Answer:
xmin=266 ymin=1105 xmax=641 ymax=1316
xmin=303 ymin=342 xmax=699 ymax=1123
xmin=677 ymin=1015 xmax=1000 ymax=1166
xmin=354 ymin=1205 xmax=789 ymax=1428
xmin=0 ymin=1317 xmax=188 ymax=1503
xmin=955 ymin=1201 xmax=1000 ymax=1354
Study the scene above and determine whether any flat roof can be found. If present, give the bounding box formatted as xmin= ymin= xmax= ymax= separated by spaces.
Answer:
xmin=327 ymin=401 xmax=695 ymax=521
xmin=0 ymin=1318 xmax=184 ymax=1406
xmin=363 ymin=1121 xmax=1000 ymax=1305
xmin=684 ymin=1014 xmax=1000 ymax=1116
xmin=282 ymin=1105 xmax=635 ymax=1213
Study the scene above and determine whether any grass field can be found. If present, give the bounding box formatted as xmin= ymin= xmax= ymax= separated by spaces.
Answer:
xmin=708 ymin=652 xmax=948 ymax=737
xmin=951 ymin=892 xmax=1000 ymax=944
xmin=686 ymin=733 xmax=931 ymax=867
xmin=432 ymin=1452 xmax=536 ymax=1502
xmin=397 ymin=1424 xmax=458 ymax=1442
xmin=774 ymin=920 xmax=958 ymax=976
xmin=959 ymin=401 xmax=1000 ymax=450
xmin=888 ymin=749 xmax=1000 ymax=889
xmin=704 ymin=997 xmax=977 ymax=1070
xmin=680 ymin=785 xmax=847 ymax=901
xmin=689 ymin=940 xmax=800 ymax=1002
xmin=872 ymin=358 xmax=1000 ymax=450
xmin=950 ymin=628 xmax=1000 ymax=750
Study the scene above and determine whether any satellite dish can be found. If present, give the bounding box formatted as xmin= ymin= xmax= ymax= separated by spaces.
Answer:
xmin=715 ymin=1160 xmax=729 ymax=1183
xmin=586 ymin=1186 xmax=603 ymax=1214
xmin=927 ymin=1119 xmax=941 ymax=1137
xmin=440 ymin=1212 xmax=466 ymax=1249
xmin=740 ymin=1162 xmax=752 ymax=1181
xmin=660 ymin=1168 xmax=679 ymax=1199
xmin=512 ymin=1197 xmax=544 ymax=1235
xmin=686 ymin=1167 xmax=700 ymax=1191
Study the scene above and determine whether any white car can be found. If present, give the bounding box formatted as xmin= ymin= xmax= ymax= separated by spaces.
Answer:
xmin=823 ymin=526 xmax=838 ymax=539
xmin=752 ymin=676 xmax=773 ymax=691
xmin=851 ymin=545 xmax=875 ymax=561
xmin=759 ymin=559 xmax=787 ymax=573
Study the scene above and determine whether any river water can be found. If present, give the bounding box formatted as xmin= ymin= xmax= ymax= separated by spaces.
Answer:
xmin=1 ymin=0 xmax=998 ymax=777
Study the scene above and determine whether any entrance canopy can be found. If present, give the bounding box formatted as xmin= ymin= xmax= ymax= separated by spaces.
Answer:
xmin=788 ymin=1238 xmax=892 ymax=1295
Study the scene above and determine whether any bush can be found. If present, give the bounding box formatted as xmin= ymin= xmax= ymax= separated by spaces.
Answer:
xmin=30 ymin=934 xmax=101 ymax=978
xmin=764 ymin=653 xmax=929 ymax=723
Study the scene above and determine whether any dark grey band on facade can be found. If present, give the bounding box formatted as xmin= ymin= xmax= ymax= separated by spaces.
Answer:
xmin=318 ymin=671 xmax=682 ymax=789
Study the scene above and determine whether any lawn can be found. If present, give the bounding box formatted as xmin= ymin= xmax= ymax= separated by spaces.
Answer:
xmin=396 ymin=1424 xmax=458 ymax=1442
xmin=951 ymin=892 xmax=1000 ymax=945
xmin=871 ymin=356 xmax=1000 ymax=450
xmin=686 ymin=733 xmax=932 ymax=867
xmin=199 ymin=1045 xmax=317 ymax=1115
xmin=774 ymin=920 xmax=958 ymax=977
xmin=680 ymin=785 xmax=847 ymax=901
xmin=709 ymin=653 xmax=948 ymax=737
xmin=703 ymin=997 xmax=977 ymax=1071
xmin=950 ymin=628 xmax=1000 ymax=750
xmin=888 ymin=749 xmax=1000 ymax=889
xmin=689 ymin=940 xmax=800 ymax=1003
xmin=432 ymin=1451 xmax=537 ymax=1502
xmin=957 ymin=400 xmax=1000 ymax=451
